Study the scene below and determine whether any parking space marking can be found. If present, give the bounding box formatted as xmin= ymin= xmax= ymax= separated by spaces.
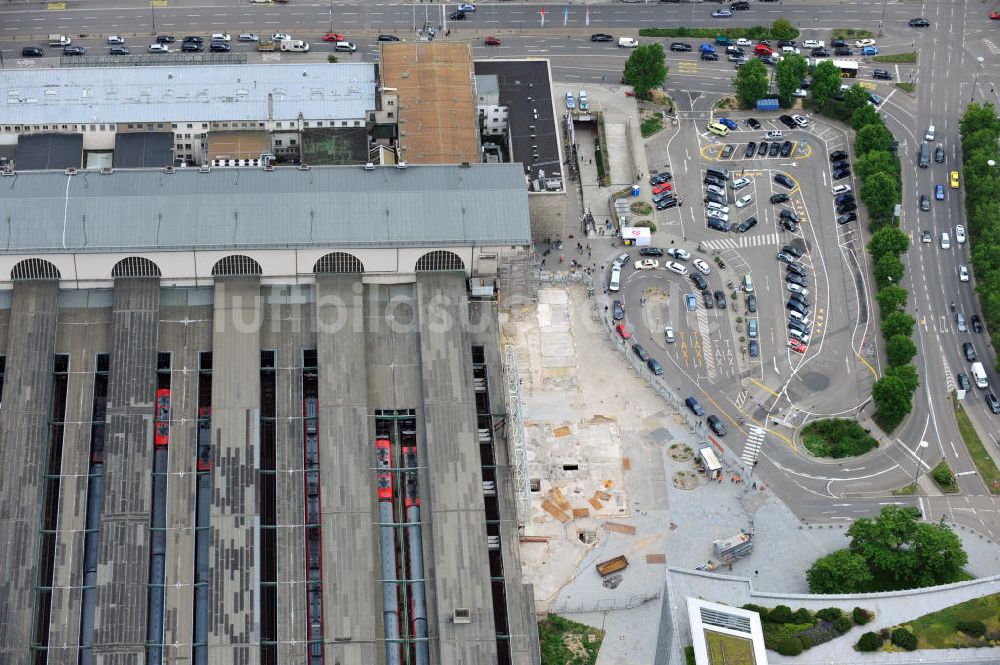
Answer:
xmin=700 ymin=232 xmax=779 ymax=250
xmin=676 ymin=61 xmax=699 ymax=73
xmin=695 ymin=308 xmax=716 ymax=380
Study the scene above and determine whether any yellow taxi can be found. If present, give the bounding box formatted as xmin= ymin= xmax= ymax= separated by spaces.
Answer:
xmin=950 ymin=170 xmax=960 ymax=189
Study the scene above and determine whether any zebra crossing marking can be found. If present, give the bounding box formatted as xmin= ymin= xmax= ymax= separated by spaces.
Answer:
xmin=700 ymin=232 xmax=780 ymax=251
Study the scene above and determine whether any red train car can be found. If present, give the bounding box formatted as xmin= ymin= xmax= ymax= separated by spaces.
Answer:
xmin=376 ymin=437 xmax=393 ymax=500
xmin=154 ymin=388 xmax=170 ymax=447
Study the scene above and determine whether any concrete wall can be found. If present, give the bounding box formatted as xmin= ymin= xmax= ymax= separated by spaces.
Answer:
xmin=528 ymin=191 xmax=567 ymax=244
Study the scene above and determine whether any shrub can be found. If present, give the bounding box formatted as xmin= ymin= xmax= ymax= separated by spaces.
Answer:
xmin=857 ymin=631 xmax=882 ymax=652
xmin=776 ymin=636 xmax=803 ymax=656
xmin=768 ymin=605 xmax=793 ymax=623
xmin=684 ymin=645 xmax=696 ymax=665
xmin=853 ymin=607 xmax=871 ymax=625
xmin=792 ymin=608 xmax=812 ymax=624
xmin=835 ymin=616 xmax=853 ymax=634
xmin=798 ymin=633 xmax=814 ymax=650
xmin=801 ymin=419 xmax=877 ymax=458
xmin=742 ymin=604 xmax=768 ymax=615
xmin=816 ymin=607 xmax=843 ymax=622
xmin=956 ymin=620 xmax=987 ymax=638
xmin=891 ymin=628 xmax=918 ymax=651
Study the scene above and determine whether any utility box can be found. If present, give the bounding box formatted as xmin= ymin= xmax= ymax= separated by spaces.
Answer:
xmin=755 ymin=98 xmax=779 ymax=112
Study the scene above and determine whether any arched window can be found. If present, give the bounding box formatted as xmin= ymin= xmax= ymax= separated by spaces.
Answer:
xmin=11 ymin=258 xmax=61 ymax=281
xmin=211 ymin=255 xmax=263 ymax=277
xmin=313 ymin=252 xmax=364 ymax=274
xmin=415 ymin=250 xmax=464 ymax=272
xmin=111 ymin=257 xmax=162 ymax=278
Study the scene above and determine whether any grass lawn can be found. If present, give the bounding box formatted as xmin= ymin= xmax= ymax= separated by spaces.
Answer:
xmin=872 ymin=52 xmax=918 ymax=64
xmin=801 ymin=418 xmax=878 ymax=458
xmin=539 ymin=615 xmax=604 ymax=665
xmin=639 ymin=26 xmax=800 ymax=40
xmin=832 ymin=28 xmax=875 ymax=39
xmin=907 ymin=593 xmax=1000 ymax=649
xmin=953 ymin=396 xmax=1000 ymax=493
xmin=895 ymin=82 xmax=916 ymax=93
xmin=705 ymin=629 xmax=756 ymax=665
xmin=891 ymin=482 xmax=916 ymax=495
xmin=641 ymin=116 xmax=664 ymax=138
xmin=931 ymin=460 xmax=959 ymax=493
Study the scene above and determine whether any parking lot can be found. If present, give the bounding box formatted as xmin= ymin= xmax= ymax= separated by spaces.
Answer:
xmin=612 ymin=111 xmax=879 ymax=438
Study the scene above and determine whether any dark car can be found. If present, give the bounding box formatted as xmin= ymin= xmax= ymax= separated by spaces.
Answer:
xmin=774 ymin=173 xmax=795 ymax=189
xmin=787 ymin=263 xmax=808 ymax=278
xmin=721 ymin=144 xmax=735 ymax=159
xmin=735 ymin=216 xmax=758 ymax=233
xmin=780 ymin=209 xmax=800 ymax=223
xmin=109 ymin=46 xmax=130 ymax=55
xmin=811 ymin=48 xmax=829 ymax=57
xmin=730 ymin=1 xmax=750 ymax=9
xmin=648 ymin=358 xmax=664 ymax=375
xmin=182 ymin=36 xmax=203 ymax=43
xmin=707 ymin=217 xmax=730 ymax=232
xmin=156 ymin=35 xmax=176 ymax=44
xmin=747 ymin=118 xmax=761 ymax=129
xmin=63 ymin=46 xmax=85 ymax=55
xmin=789 ymin=292 xmax=810 ymax=308
xmin=714 ymin=290 xmax=727 ymax=309
xmin=832 ymin=169 xmax=851 ymax=181
xmin=613 ymin=300 xmax=625 ymax=320
xmin=744 ymin=142 xmax=757 ymax=158
xmin=701 ymin=51 xmax=719 ymax=61
xmin=650 ymin=172 xmax=672 ymax=185
xmin=909 ymin=17 xmax=930 ymax=27
xmin=670 ymin=42 xmax=693 ymax=51
xmin=704 ymin=174 xmax=724 ymax=187
xmin=831 ymin=159 xmax=851 ymax=171
xmin=837 ymin=201 xmax=858 ymax=214
xmin=778 ymin=40 xmax=796 ymax=48
xmin=768 ymin=142 xmax=781 ymax=157
xmin=780 ymin=218 xmax=799 ymax=233
xmin=782 ymin=245 xmax=802 ymax=258
xmin=787 ymin=299 xmax=808 ymax=315
xmin=958 ymin=372 xmax=973 ymax=391
xmin=707 ymin=414 xmax=728 ymax=436
xmin=686 ymin=397 xmax=705 ymax=416
xmin=963 ymin=342 xmax=977 ymax=362
xmin=209 ymin=42 xmax=230 ymax=52
xmin=835 ymin=193 xmax=856 ymax=206
xmin=653 ymin=192 xmax=675 ymax=204
xmin=872 ymin=69 xmax=892 ymax=81
xmin=377 ymin=34 xmax=402 ymax=42
xmin=749 ymin=339 xmax=759 ymax=357
xmin=987 ymin=393 xmax=1000 ymax=414
xmin=835 ymin=47 xmax=854 ymax=56
xmin=836 ymin=212 xmax=858 ymax=225
xmin=706 ymin=191 xmax=727 ymax=205
xmin=21 ymin=46 xmax=43 ymax=57
xmin=972 ymin=314 xmax=984 ymax=333
xmin=770 ymin=193 xmax=790 ymax=204
xmin=182 ymin=42 xmax=203 ymax=52
xmin=829 ymin=150 xmax=848 ymax=162
xmin=780 ymin=141 xmax=793 ymax=157
xmin=656 ymin=198 xmax=678 ymax=210
xmin=831 ymin=38 xmax=847 ymax=47
xmin=779 ymin=114 xmax=797 ymax=129
xmin=632 ymin=343 xmax=651 ymax=362
xmin=935 ymin=145 xmax=946 ymax=163
xmin=786 ymin=273 xmax=808 ymax=287
xmin=449 ymin=10 xmax=467 ymax=19
xmin=702 ymin=290 xmax=715 ymax=309
xmin=756 ymin=141 xmax=769 ymax=157
xmin=919 ymin=195 xmax=931 ymax=211
xmin=746 ymin=294 xmax=757 ymax=313
xmin=591 ymin=33 xmax=615 ymax=42
xmin=691 ymin=273 xmax=708 ymax=290
xmin=639 ymin=247 xmax=664 ymax=257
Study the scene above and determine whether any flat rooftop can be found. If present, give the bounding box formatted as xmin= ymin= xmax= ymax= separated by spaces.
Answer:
xmin=1 ymin=63 xmax=376 ymax=126
xmin=380 ymin=42 xmax=481 ymax=165
xmin=0 ymin=163 xmax=531 ymax=253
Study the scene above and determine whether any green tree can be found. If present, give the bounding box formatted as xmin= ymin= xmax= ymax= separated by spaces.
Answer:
xmin=910 ymin=520 xmax=967 ymax=586
xmin=733 ymin=59 xmax=770 ymax=108
xmin=770 ymin=18 xmax=798 ymax=41
xmin=810 ymin=60 xmax=842 ymax=106
xmin=868 ymin=227 xmax=910 ymax=259
xmin=806 ymin=549 xmax=873 ymax=593
xmin=775 ymin=54 xmax=808 ymax=105
xmin=850 ymin=103 xmax=881 ymax=132
xmin=623 ymin=43 xmax=668 ymax=99
xmin=886 ymin=334 xmax=917 ymax=366
xmin=860 ymin=171 xmax=900 ymax=222
xmin=874 ymin=253 xmax=905 ymax=289
xmin=959 ymin=102 xmax=999 ymax=138
xmin=876 ymin=284 xmax=908 ymax=315
xmin=841 ymin=84 xmax=872 ymax=117
xmin=881 ymin=311 xmax=915 ymax=339
xmin=854 ymin=151 xmax=900 ymax=184
xmin=857 ymin=632 xmax=882 ymax=652
xmin=872 ymin=373 xmax=913 ymax=430
xmin=856 ymin=124 xmax=895 ymax=155
xmin=886 ymin=364 xmax=919 ymax=393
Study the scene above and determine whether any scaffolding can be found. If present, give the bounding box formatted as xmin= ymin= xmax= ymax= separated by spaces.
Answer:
xmin=502 ymin=345 xmax=530 ymax=529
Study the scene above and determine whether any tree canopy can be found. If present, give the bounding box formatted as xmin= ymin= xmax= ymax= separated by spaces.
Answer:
xmin=809 ymin=60 xmax=842 ymax=106
xmin=856 ymin=124 xmax=895 ymax=155
xmin=623 ymin=43 xmax=668 ymax=99
xmin=806 ymin=549 xmax=872 ymax=594
xmin=733 ymin=59 xmax=770 ymax=108
xmin=774 ymin=54 xmax=808 ymax=105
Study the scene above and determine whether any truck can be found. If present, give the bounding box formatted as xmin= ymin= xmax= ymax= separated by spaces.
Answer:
xmin=595 ymin=555 xmax=629 ymax=577
xmin=972 ymin=362 xmax=988 ymax=389
xmin=279 ymin=39 xmax=309 ymax=52
xmin=256 ymin=39 xmax=276 ymax=51
xmin=48 ymin=34 xmax=71 ymax=47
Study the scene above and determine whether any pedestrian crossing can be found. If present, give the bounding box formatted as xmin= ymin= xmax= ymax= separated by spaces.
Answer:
xmin=695 ymin=307 xmax=716 ymax=380
xmin=741 ymin=426 xmax=766 ymax=467
xmin=700 ymin=232 xmax=780 ymax=251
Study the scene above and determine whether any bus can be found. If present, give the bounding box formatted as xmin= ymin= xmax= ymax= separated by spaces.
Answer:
xmin=808 ymin=58 xmax=859 ymax=79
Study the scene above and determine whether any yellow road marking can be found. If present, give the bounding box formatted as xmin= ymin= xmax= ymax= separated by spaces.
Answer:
xmin=47 ymin=1 xmax=65 ymax=8
xmin=749 ymin=378 xmax=780 ymax=397
xmin=857 ymin=352 xmax=879 ymax=380
xmin=151 ymin=0 xmax=168 ymax=6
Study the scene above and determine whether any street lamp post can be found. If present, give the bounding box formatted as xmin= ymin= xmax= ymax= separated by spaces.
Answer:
xmin=878 ymin=0 xmax=888 ymax=37
xmin=972 ymin=56 xmax=986 ymax=102
xmin=913 ymin=440 xmax=929 ymax=486
xmin=150 ymin=3 xmax=157 ymax=35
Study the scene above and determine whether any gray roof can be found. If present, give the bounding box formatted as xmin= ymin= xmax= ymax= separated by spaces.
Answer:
xmin=2 ymin=63 xmax=376 ymax=126
xmin=0 ymin=164 xmax=531 ymax=253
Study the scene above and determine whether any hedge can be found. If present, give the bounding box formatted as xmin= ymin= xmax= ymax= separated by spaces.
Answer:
xmin=857 ymin=631 xmax=882 ymax=651
xmin=638 ymin=25 xmax=799 ymax=41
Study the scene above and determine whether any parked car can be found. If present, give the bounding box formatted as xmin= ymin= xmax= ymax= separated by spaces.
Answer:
xmin=746 ymin=294 xmax=757 ymax=313
xmin=780 ymin=141 xmax=793 ymax=157
xmin=613 ymin=300 xmax=625 ymax=320
xmin=774 ymin=173 xmax=795 ymax=189
xmin=691 ymin=273 xmax=708 ymax=290
xmin=667 ymin=248 xmax=691 ymax=261
xmin=632 ymin=343 xmax=651 ymax=362
xmin=639 ymin=247 xmax=664 ymax=257
xmin=744 ymin=142 xmax=757 ymax=159
xmin=670 ymin=42 xmax=692 ymax=51
xmin=770 ymin=193 xmax=790 ymax=204
xmin=746 ymin=117 xmax=761 ymax=129
xmin=693 ymin=259 xmax=711 ymax=275
xmin=707 ymin=415 xmax=728 ymax=436
xmin=714 ymin=290 xmax=727 ymax=309
xmin=873 ymin=69 xmax=892 ymax=80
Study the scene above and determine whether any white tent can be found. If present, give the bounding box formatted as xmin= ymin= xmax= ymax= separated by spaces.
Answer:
xmin=621 ymin=226 xmax=651 ymax=246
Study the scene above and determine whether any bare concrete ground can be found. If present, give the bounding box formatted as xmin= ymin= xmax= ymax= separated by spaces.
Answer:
xmin=505 ymin=284 xmax=1000 ymax=665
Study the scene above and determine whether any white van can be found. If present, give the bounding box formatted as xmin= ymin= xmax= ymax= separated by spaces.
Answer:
xmin=280 ymin=39 xmax=310 ymax=52
xmin=609 ymin=267 xmax=622 ymax=292
xmin=972 ymin=362 xmax=989 ymax=389
xmin=742 ymin=274 xmax=754 ymax=293
xmin=940 ymin=232 xmax=951 ymax=249
xmin=618 ymin=37 xmax=639 ymax=48
xmin=334 ymin=40 xmax=356 ymax=52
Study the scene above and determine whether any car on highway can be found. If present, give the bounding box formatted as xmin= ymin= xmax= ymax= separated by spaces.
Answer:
xmin=148 ymin=43 xmax=169 ymax=53
xmin=972 ymin=314 xmax=984 ymax=333
xmin=836 ymin=212 xmax=857 ymax=225
xmin=919 ymin=195 xmax=930 ymax=211
xmin=734 ymin=194 xmax=753 ymax=209
xmin=667 ymin=248 xmax=691 ymax=261
xmin=868 ymin=93 xmax=883 ymax=106
xmin=712 ymin=8 xmax=733 ymax=17
xmin=958 ymin=372 xmax=972 ymax=391
xmin=951 ymin=171 xmax=961 ymax=189
xmin=484 ymin=36 xmax=502 ymax=46
xmin=734 ymin=217 xmax=758 ymax=233
xmin=665 ymin=261 xmax=689 ymax=276
xmin=591 ymin=33 xmax=614 ymax=42
xmin=935 ymin=184 xmax=946 ymax=201
xmin=731 ymin=0 xmax=750 ymax=9
xmin=960 ymin=265 xmax=970 ymax=282
xmin=862 ymin=45 xmax=879 ymax=56
xmin=941 ymin=232 xmax=951 ymax=249
xmin=272 ymin=33 xmax=291 ymax=41
xmin=686 ymin=293 xmax=698 ymax=311
xmin=811 ymin=48 xmax=829 ymax=57
xmin=707 ymin=415 xmax=728 ymax=436
xmin=670 ymin=42 xmax=693 ymax=51
xmin=635 ymin=259 xmax=659 ymax=271
xmin=616 ymin=323 xmax=631 ymax=339
xmin=613 ymin=300 xmax=625 ymax=320
xmin=788 ymin=338 xmax=807 ymax=354
xmin=458 ymin=3 xmax=477 ymax=11
xmin=992 ymin=11 xmax=1000 ymax=19
xmin=714 ymin=290 xmax=727 ymax=309
xmin=957 ymin=313 xmax=968 ymax=332
xmin=835 ymin=46 xmax=853 ymax=56
xmin=935 ymin=145 xmax=946 ymax=163
xmin=921 ymin=229 xmax=932 ymax=243
xmin=746 ymin=294 xmax=757 ymax=313
xmin=774 ymin=173 xmax=795 ymax=189
xmin=156 ymin=35 xmax=176 ymax=44
xmin=639 ymin=247 xmax=664 ymax=257
xmin=633 ymin=343 xmax=651 ymax=362
xmin=908 ymin=17 xmax=930 ymax=27
xmin=956 ymin=224 xmax=966 ymax=243
xmin=855 ymin=38 xmax=877 ymax=48
xmin=963 ymin=342 xmax=977 ymax=362
xmin=183 ymin=35 xmax=204 ymax=44
xmin=987 ymin=394 xmax=1000 ymax=415
xmin=108 ymin=35 xmax=125 ymax=45
xmin=21 ymin=47 xmax=43 ymax=57
xmin=63 ymin=46 xmax=85 ymax=56
xmin=109 ymin=46 xmax=130 ymax=55
xmin=239 ymin=33 xmax=260 ymax=41
xmin=693 ymin=258 xmax=711 ymax=275
xmin=450 ymin=9 xmax=468 ymax=19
